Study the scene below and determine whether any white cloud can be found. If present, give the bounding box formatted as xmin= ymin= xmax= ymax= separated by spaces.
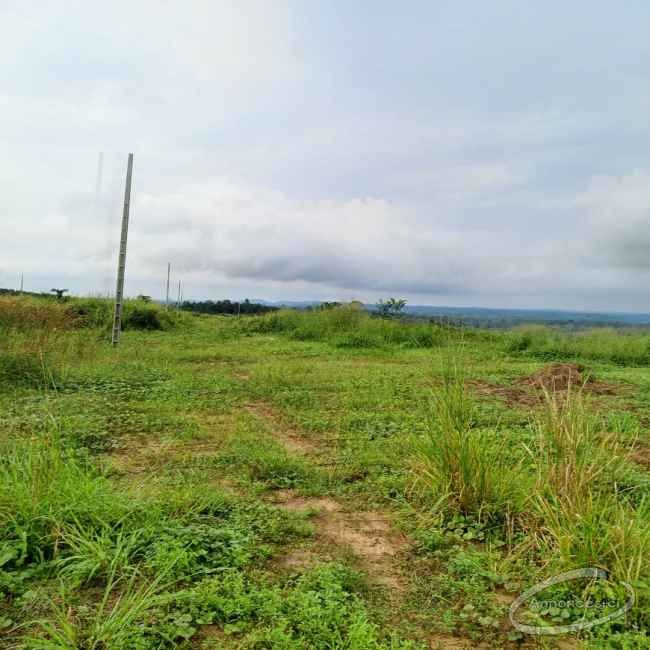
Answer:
xmin=575 ymin=170 xmax=650 ymax=271
xmin=3 ymin=2 xmax=650 ymax=310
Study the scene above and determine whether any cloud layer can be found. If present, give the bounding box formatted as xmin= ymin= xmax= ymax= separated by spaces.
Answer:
xmin=2 ymin=1 xmax=650 ymax=310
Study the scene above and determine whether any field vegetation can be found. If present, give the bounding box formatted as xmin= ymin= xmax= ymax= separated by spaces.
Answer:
xmin=0 ymin=296 xmax=648 ymax=648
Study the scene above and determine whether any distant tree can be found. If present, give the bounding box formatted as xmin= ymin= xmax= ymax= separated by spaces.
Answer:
xmin=376 ymin=298 xmax=407 ymax=318
xmin=319 ymin=301 xmax=342 ymax=310
xmin=180 ymin=299 xmax=277 ymax=316
xmin=137 ymin=294 xmax=152 ymax=303
xmin=50 ymin=288 xmax=68 ymax=300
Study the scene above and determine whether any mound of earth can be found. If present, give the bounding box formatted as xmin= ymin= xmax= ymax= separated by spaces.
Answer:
xmin=470 ymin=363 xmax=618 ymax=408
xmin=515 ymin=362 xmax=587 ymax=391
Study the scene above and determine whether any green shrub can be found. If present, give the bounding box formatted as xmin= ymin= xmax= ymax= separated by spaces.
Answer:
xmin=65 ymin=297 xmax=113 ymax=328
xmin=122 ymin=306 xmax=164 ymax=330
xmin=50 ymin=297 xmax=179 ymax=332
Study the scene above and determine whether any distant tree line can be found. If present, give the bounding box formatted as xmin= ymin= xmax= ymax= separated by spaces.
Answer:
xmin=180 ymin=299 xmax=278 ymax=316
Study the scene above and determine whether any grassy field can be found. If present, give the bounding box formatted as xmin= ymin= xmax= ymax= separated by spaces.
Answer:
xmin=0 ymin=296 xmax=648 ymax=648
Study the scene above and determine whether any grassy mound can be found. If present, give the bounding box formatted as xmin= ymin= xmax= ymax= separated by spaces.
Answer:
xmin=506 ymin=325 xmax=650 ymax=365
xmin=241 ymin=307 xmax=476 ymax=348
xmin=0 ymin=296 xmax=183 ymax=389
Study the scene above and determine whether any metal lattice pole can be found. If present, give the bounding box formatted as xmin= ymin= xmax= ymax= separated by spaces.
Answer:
xmin=111 ymin=153 xmax=134 ymax=346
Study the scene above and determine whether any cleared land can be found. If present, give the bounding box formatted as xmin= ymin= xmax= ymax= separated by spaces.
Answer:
xmin=0 ymin=297 xmax=648 ymax=648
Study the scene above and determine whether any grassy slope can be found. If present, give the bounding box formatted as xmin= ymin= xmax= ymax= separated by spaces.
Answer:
xmin=0 ymin=300 xmax=648 ymax=648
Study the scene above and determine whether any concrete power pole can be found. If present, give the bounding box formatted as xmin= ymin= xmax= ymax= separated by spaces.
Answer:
xmin=19 ymin=273 xmax=23 ymax=293
xmin=111 ymin=153 xmax=134 ymax=346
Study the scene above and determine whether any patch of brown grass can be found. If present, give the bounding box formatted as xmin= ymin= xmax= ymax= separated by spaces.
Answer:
xmin=0 ymin=295 xmax=81 ymax=331
xmin=470 ymin=363 xmax=620 ymax=408
xmin=270 ymin=489 xmax=411 ymax=592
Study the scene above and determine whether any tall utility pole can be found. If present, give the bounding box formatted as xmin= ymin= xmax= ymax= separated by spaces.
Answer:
xmin=165 ymin=262 xmax=171 ymax=310
xmin=111 ymin=153 xmax=134 ymax=346
xmin=177 ymin=280 xmax=181 ymax=309
xmin=19 ymin=273 xmax=23 ymax=293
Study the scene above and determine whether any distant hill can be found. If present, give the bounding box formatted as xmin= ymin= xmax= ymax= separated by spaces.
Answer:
xmin=258 ymin=299 xmax=650 ymax=329
xmin=398 ymin=305 xmax=650 ymax=328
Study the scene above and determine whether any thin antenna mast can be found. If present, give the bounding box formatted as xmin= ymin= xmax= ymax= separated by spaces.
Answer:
xmin=111 ymin=153 xmax=134 ymax=346
xmin=165 ymin=262 xmax=171 ymax=310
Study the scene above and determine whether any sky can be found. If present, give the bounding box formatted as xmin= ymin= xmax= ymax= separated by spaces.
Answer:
xmin=2 ymin=1 xmax=650 ymax=312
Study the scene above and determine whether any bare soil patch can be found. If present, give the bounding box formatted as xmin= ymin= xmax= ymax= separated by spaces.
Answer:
xmin=470 ymin=363 xmax=620 ymax=408
xmin=252 ymin=404 xmax=411 ymax=596
xmin=269 ymin=489 xmax=410 ymax=592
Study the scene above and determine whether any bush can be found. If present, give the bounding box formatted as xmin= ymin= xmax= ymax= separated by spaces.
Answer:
xmin=69 ymin=298 xmax=177 ymax=331
xmin=122 ymin=306 xmax=167 ymax=330
xmin=65 ymin=297 xmax=113 ymax=328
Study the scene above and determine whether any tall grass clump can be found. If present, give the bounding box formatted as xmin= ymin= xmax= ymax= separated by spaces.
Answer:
xmin=0 ymin=295 xmax=97 ymax=387
xmin=0 ymin=295 xmax=181 ymax=389
xmin=245 ymin=306 xmax=455 ymax=349
xmin=0 ymin=434 xmax=127 ymax=567
xmin=414 ymin=361 xmax=524 ymax=523
xmin=506 ymin=325 xmax=650 ymax=365
xmin=529 ymin=392 xmax=649 ymax=581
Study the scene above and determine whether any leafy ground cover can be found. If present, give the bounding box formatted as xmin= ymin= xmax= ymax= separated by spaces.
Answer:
xmin=0 ymin=297 xmax=648 ymax=648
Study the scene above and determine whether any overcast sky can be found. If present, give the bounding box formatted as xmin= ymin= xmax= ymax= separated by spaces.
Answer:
xmin=2 ymin=1 xmax=650 ymax=311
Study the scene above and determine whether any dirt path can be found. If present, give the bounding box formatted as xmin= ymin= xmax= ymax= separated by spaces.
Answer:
xmin=245 ymin=402 xmax=324 ymax=455
xmin=246 ymin=400 xmax=412 ymax=595
xmin=269 ymin=489 xmax=410 ymax=592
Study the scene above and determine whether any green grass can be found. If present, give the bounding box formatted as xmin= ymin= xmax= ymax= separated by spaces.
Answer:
xmin=527 ymin=393 xmax=649 ymax=583
xmin=241 ymin=306 xmax=479 ymax=349
xmin=506 ymin=324 xmax=650 ymax=365
xmin=1 ymin=296 xmax=648 ymax=647
xmin=414 ymin=360 xmax=527 ymax=524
